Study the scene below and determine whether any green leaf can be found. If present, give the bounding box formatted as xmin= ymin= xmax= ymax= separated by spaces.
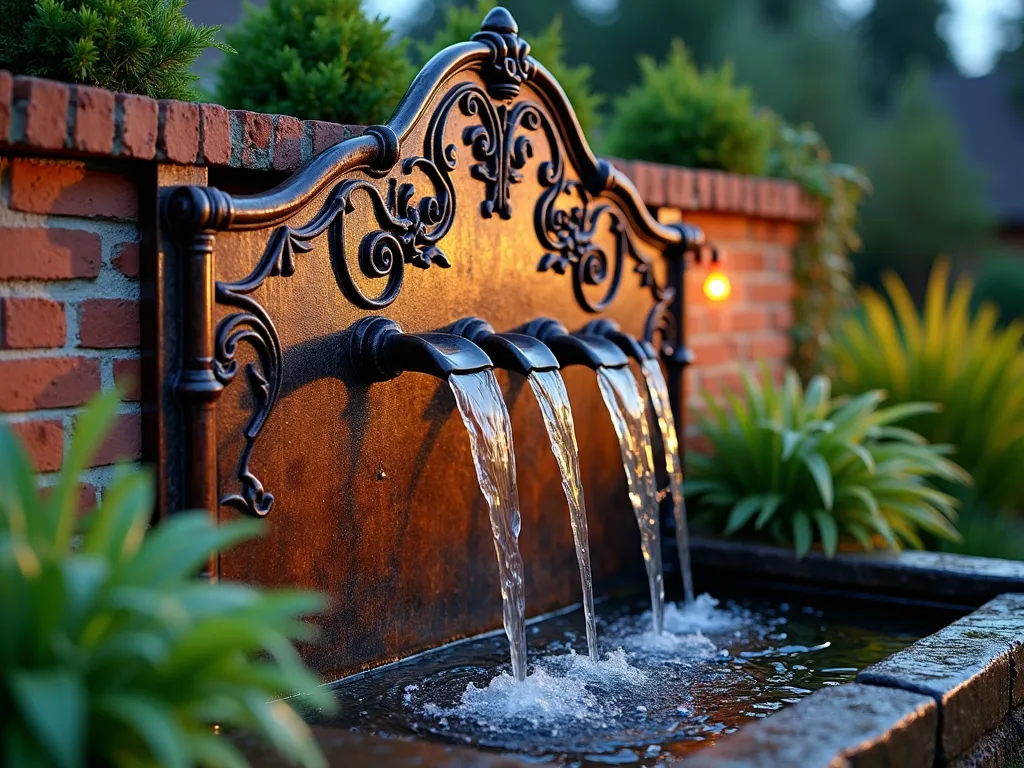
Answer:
xmin=188 ymin=732 xmax=249 ymax=768
xmin=754 ymin=494 xmax=784 ymax=530
xmin=42 ymin=388 xmax=122 ymax=553
xmin=95 ymin=694 xmax=188 ymax=768
xmin=119 ymin=513 xmax=262 ymax=587
xmin=9 ymin=670 xmax=86 ymax=768
xmin=0 ymin=420 xmax=40 ymax=547
xmin=800 ymin=450 xmax=834 ymax=510
xmin=724 ymin=496 xmax=764 ymax=535
xmin=792 ymin=511 xmax=813 ymax=559
xmin=82 ymin=466 xmax=153 ymax=564
xmin=813 ymin=511 xmax=839 ymax=557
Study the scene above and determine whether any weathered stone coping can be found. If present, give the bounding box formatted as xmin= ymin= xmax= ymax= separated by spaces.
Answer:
xmin=691 ymin=537 xmax=1024 ymax=608
xmin=0 ymin=71 xmax=818 ymax=222
xmin=684 ymin=594 xmax=1024 ymax=767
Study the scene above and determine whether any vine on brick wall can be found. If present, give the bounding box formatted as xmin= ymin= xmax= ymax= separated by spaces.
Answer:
xmin=767 ymin=121 xmax=870 ymax=380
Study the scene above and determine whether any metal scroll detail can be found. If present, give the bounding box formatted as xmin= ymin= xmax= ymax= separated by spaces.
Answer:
xmin=213 ymin=152 xmax=455 ymax=517
xmin=471 ymin=6 xmax=533 ymax=100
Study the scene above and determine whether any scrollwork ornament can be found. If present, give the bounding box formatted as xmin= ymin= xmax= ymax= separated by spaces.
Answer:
xmin=213 ymin=152 xmax=455 ymax=516
xmin=471 ymin=7 xmax=532 ymax=100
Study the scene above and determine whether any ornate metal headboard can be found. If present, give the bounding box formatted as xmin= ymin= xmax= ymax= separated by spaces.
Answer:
xmin=152 ymin=7 xmax=703 ymax=679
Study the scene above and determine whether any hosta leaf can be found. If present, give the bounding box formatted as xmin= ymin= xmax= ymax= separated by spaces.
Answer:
xmin=800 ymin=451 xmax=834 ymax=510
xmin=842 ymin=441 xmax=875 ymax=474
xmin=43 ymin=388 xmax=122 ymax=553
xmin=803 ymin=375 xmax=831 ymax=421
xmin=0 ymin=421 xmax=39 ymax=548
xmin=241 ymin=696 xmax=326 ymax=768
xmin=9 ymin=670 xmax=86 ymax=768
xmin=780 ymin=429 xmax=802 ymax=461
xmin=81 ymin=467 xmax=153 ymax=564
xmin=754 ymin=494 xmax=784 ymax=530
xmin=844 ymin=521 xmax=874 ymax=550
xmin=792 ymin=511 xmax=813 ymax=559
xmin=95 ymin=694 xmax=188 ymax=768
xmin=187 ymin=732 xmax=249 ymax=768
xmin=724 ymin=496 xmax=763 ymax=535
xmin=871 ymin=401 xmax=941 ymax=427
xmin=812 ymin=511 xmax=839 ymax=557
xmin=119 ymin=514 xmax=263 ymax=587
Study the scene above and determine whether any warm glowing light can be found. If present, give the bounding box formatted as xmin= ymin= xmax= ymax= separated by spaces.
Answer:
xmin=703 ymin=271 xmax=731 ymax=302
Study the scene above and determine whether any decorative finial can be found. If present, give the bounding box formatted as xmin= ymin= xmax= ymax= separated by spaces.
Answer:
xmin=472 ymin=6 xmax=531 ymax=100
xmin=479 ymin=6 xmax=518 ymax=35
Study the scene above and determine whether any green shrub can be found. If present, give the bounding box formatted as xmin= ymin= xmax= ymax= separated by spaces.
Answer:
xmin=767 ymin=119 xmax=870 ymax=380
xmin=855 ymin=68 xmax=993 ymax=289
xmin=414 ymin=0 xmax=603 ymax=138
xmin=833 ymin=259 xmax=1024 ymax=519
xmin=686 ymin=366 xmax=966 ymax=558
xmin=217 ymin=0 xmax=414 ymax=125
xmin=603 ymin=40 xmax=772 ymax=175
xmin=0 ymin=0 xmax=228 ymax=101
xmin=971 ymin=252 xmax=1024 ymax=327
xmin=0 ymin=390 xmax=335 ymax=767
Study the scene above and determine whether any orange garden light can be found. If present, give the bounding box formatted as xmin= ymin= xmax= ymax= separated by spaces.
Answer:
xmin=703 ymin=270 xmax=731 ymax=302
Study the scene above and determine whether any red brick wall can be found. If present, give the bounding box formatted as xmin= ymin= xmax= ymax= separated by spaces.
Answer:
xmin=0 ymin=156 xmax=142 ymax=510
xmin=0 ymin=71 xmax=816 ymax=505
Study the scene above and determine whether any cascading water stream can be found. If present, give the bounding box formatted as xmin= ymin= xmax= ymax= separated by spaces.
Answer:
xmin=528 ymin=370 xmax=598 ymax=662
xmin=640 ymin=359 xmax=694 ymax=605
xmin=449 ymin=371 xmax=529 ymax=682
xmin=595 ymin=367 xmax=665 ymax=635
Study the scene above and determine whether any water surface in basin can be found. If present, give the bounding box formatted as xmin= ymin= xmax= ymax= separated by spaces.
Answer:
xmin=316 ymin=593 xmax=944 ymax=766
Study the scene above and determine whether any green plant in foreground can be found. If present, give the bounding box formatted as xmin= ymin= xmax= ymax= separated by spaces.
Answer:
xmin=603 ymin=40 xmax=772 ymax=175
xmin=833 ymin=259 xmax=1024 ymax=519
xmin=0 ymin=390 xmax=334 ymax=767
xmin=685 ymin=367 xmax=967 ymax=558
xmin=0 ymin=0 xmax=229 ymax=101
xmin=217 ymin=0 xmax=414 ymax=125
xmin=414 ymin=0 xmax=604 ymax=138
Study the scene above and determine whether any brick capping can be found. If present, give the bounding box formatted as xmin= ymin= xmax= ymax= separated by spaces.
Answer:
xmin=0 ymin=71 xmax=819 ymax=222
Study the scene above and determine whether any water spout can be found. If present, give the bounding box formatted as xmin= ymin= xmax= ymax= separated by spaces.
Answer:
xmin=520 ymin=318 xmax=665 ymax=634
xmin=349 ymin=317 xmax=529 ymax=681
xmin=349 ymin=316 xmax=493 ymax=381
xmin=583 ymin=319 xmax=694 ymax=605
xmin=446 ymin=317 xmax=559 ymax=376
xmin=449 ymin=317 xmax=599 ymax=662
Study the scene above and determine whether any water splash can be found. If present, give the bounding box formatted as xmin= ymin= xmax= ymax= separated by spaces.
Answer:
xmin=640 ymin=358 xmax=694 ymax=604
xmin=528 ymin=370 xmax=598 ymax=662
xmin=450 ymin=371 xmax=528 ymax=682
xmin=595 ymin=367 xmax=664 ymax=634
xmin=662 ymin=594 xmax=747 ymax=635
xmin=420 ymin=649 xmax=647 ymax=728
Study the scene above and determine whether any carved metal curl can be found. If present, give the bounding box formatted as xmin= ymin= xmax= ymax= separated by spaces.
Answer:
xmin=213 ymin=153 xmax=454 ymax=517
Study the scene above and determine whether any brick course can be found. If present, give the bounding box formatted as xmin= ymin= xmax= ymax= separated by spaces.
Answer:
xmin=12 ymin=419 xmax=64 ymax=472
xmin=0 ymin=357 xmax=101 ymax=412
xmin=10 ymin=158 xmax=138 ymax=219
xmin=1 ymin=298 xmax=66 ymax=349
xmin=0 ymin=228 xmax=102 ymax=280
xmin=78 ymin=299 xmax=141 ymax=349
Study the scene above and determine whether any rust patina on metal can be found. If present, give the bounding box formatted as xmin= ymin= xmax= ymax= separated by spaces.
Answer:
xmin=151 ymin=7 xmax=705 ymax=680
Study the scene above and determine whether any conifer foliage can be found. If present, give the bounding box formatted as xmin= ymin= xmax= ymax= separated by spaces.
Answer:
xmin=217 ymin=0 xmax=414 ymax=126
xmin=0 ymin=0 xmax=228 ymax=101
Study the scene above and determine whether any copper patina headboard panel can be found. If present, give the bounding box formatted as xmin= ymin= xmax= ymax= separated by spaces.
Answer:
xmin=153 ymin=7 xmax=703 ymax=679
